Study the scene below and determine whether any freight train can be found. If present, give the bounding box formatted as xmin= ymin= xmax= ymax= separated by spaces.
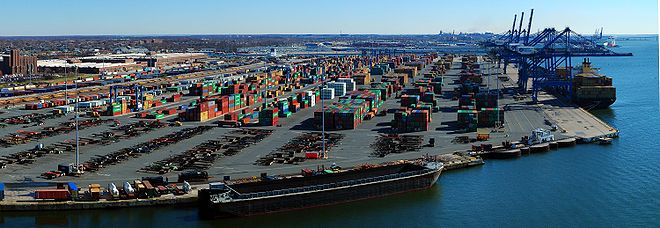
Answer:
xmin=0 ymin=65 xmax=214 ymax=98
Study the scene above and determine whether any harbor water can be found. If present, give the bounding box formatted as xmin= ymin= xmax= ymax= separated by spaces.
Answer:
xmin=1 ymin=37 xmax=658 ymax=227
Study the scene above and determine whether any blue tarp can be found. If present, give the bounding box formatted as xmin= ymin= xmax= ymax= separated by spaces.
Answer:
xmin=67 ymin=182 xmax=78 ymax=191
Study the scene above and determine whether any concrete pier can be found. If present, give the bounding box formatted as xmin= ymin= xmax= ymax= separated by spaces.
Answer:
xmin=0 ymin=185 xmax=200 ymax=211
xmin=502 ymin=66 xmax=619 ymax=143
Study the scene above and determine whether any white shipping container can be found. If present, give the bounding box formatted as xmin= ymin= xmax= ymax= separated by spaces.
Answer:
xmin=91 ymin=100 xmax=105 ymax=107
xmin=305 ymin=95 xmax=316 ymax=107
xmin=337 ymin=78 xmax=356 ymax=92
xmin=327 ymin=82 xmax=347 ymax=97
xmin=78 ymin=102 xmax=93 ymax=108
xmin=54 ymin=105 xmax=75 ymax=113
xmin=117 ymin=96 xmax=132 ymax=101
xmin=321 ymin=88 xmax=335 ymax=100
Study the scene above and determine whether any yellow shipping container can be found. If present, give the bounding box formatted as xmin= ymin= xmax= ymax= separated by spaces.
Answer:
xmin=145 ymin=94 xmax=154 ymax=101
xmin=200 ymin=111 xmax=208 ymax=121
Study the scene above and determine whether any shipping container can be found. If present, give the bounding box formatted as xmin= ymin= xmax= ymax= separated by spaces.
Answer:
xmin=392 ymin=109 xmax=430 ymax=132
xmin=35 ymin=189 xmax=70 ymax=200
xmin=401 ymin=95 xmax=420 ymax=108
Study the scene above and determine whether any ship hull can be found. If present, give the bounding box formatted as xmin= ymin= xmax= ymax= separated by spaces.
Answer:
xmin=198 ymin=168 xmax=441 ymax=218
xmin=573 ymin=97 xmax=615 ymax=109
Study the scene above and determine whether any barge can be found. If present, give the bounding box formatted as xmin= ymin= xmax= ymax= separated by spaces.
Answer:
xmin=198 ymin=161 xmax=443 ymax=218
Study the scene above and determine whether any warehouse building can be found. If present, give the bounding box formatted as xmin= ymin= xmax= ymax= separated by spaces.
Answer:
xmin=37 ymin=59 xmax=141 ymax=74
xmin=81 ymin=53 xmax=207 ymax=67
xmin=38 ymin=52 xmax=207 ymax=74
xmin=0 ymin=49 xmax=38 ymax=75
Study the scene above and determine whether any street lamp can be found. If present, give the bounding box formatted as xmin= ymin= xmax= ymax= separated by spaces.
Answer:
xmin=321 ymin=65 xmax=327 ymax=159
xmin=74 ymin=66 xmax=82 ymax=174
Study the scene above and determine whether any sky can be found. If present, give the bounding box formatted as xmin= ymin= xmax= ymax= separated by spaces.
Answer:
xmin=1 ymin=0 xmax=657 ymax=36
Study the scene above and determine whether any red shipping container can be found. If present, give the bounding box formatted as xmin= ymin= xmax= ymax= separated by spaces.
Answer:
xmin=200 ymin=103 xmax=209 ymax=111
xmin=305 ymin=152 xmax=321 ymax=159
xmin=35 ymin=189 xmax=70 ymax=200
xmin=225 ymin=112 xmax=238 ymax=121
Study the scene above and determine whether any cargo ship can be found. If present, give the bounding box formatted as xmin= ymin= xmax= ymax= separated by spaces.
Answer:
xmin=572 ymin=58 xmax=616 ymax=109
xmin=557 ymin=58 xmax=616 ymax=109
xmin=198 ymin=161 xmax=443 ymax=218
xmin=603 ymin=37 xmax=619 ymax=48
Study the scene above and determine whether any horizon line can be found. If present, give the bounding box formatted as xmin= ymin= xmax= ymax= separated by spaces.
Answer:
xmin=0 ymin=32 xmax=657 ymax=38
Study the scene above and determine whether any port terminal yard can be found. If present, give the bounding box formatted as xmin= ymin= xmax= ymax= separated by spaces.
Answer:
xmin=0 ymin=54 xmax=616 ymax=211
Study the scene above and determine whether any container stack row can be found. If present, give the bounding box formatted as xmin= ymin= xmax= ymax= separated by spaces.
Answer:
xmin=314 ymin=99 xmax=369 ymax=130
xmin=392 ymin=109 xmax=431 ymax=132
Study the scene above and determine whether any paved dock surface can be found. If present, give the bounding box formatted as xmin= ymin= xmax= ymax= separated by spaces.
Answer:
xmin=0 ymin=184 xmax=202 ymax=211
xmin=503 ymin=66 xmax=618 ymax=140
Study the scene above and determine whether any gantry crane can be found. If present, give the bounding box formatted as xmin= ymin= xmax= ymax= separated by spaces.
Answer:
xmin=109 ymin=84 xmax=146 ymax=112
xmin=486 ymin=9 xmax=632 ymax=102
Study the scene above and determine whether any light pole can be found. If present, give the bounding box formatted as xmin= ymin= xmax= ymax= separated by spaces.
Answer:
xmin=495 ymin=58 xmax=501 ymax=128
xmin=74 ymin=66 xmax=81 ymax=173
xmin=487 ymin=57 xmax=491 ymax=93
xmin=64 ymin=51 xmax=68 ymax=106
xmin=321 ymin=72 xmax=326 ymax=159
xmin=263 ymin=59 xmax=268 ymax=108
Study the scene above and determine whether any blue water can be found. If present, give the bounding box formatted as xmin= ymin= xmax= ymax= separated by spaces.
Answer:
xmin=1 ymin=37 xmax=659 ymax=227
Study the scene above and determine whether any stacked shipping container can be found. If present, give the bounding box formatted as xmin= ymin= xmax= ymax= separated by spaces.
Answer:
xmin=392 ymin=109 xmax=430 ymax=132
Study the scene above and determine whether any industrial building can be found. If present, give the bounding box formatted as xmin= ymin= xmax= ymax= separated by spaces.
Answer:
xmin=81 ymin=53 xmax=207 ymax=67
xmin=37 ymin=52 xmax=207 ymax=74
xmin=0 ymin=49 xmax=38 ymax=75
xmin=37 ymin=59 xmax=141 ymax=74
